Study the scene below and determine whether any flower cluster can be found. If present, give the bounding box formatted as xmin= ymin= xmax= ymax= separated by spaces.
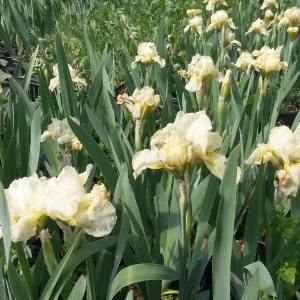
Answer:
xmin=278 ymin=7 xmax=300 ymax=39
xmin=235 ymin=46 xmax=288 ymax=78
xmin=2 ymin=165 xmax=117 ymax=242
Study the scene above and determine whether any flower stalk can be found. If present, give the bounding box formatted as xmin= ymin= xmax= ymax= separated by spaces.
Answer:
xmin=135 ymin=119 xmax=145 ymax=152
xmin=178 ymin=180 xmax=192 ymax=251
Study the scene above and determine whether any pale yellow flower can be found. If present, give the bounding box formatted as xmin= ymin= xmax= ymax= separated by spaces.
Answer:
xmin=204 ymin=0 xmax=227 ymax=11
xmin=245 ymin=46 xmax=288 ymax=77
xmin=184 ymin=16 xmax=203 ymax=35
xmin=2 ymin=165 xmax=117 ymax=242
xmin=278 ymin=7 xmax=300 ymax=28
xmin=49 ymin=64 xmax=87 ymax=92
xmin=245 ymin=125 xmax=300 ymax=197
xmin=133 ymin=111 xmax=227 ymax=181
xmin=207 ymin=10 xmax=236 ymax=31
xmin=265 ymin=10 xmax=275 ymax=21
xmin=183 ymin=54 xmax=224 ymax=93
xmin=235 ymin=52 xmax=252 ymax=71
xmin=287 ymin=26 xmax=299 ymax=39
xmin=186 ymin=9 xmax=202 ymax=19
xmin=223 ymin=28 xmax=241 ymax=48
xmin=131 ymin=42 xmax=165 ymax=68
xmin=261 ymin=0 xmax=278 ymax=10
xmin=120 ymin=86 xmax=160 ymax=121
xmin=41 ymin=117 xmax=83 ymax=150
xmin=246 ymin=19 xmax=270 ymax=35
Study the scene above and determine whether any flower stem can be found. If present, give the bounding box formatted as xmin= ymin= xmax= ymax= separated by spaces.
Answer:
xmin=135 ymin=119 xmax=145 ymax=152
xmin=178 ymin=181 xmax=191 ymax=253
xmin=287 ymin=39 xmax=294 ymax=69
xmin=196 ymin=89 xmax=205 ymax=111
xmin=220 ymin=26 xmax=226 ymax=70
xmin=258 ymin=77 xmax=267 ymax=142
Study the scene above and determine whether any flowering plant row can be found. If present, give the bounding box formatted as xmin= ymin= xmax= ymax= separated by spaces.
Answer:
xmin=0 ymin=0 xmax=300 ymax=299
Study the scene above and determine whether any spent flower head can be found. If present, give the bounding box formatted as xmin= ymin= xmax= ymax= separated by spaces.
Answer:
xmin=49 ymin=64 xmax=87 ymax=92
xmin=131 ymin=42 xmax=165 ymax=69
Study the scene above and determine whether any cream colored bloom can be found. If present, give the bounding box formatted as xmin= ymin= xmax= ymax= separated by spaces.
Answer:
xmin=235 ymin=52 xmax=252 ymax=71
xmin=287 ymin=26 xmax=299 ymax=39
xmin=183 ymin=54 xmax=224 ymax=93
xmin=245 ymin=125 xmax=300 ymax=197
xmin=204 ymin=0 xmax=227 ymax=11
xmin=41 ymin=117 xmax=83 ymax=150
xmin=207 ymin=10 xmax=236 ymax=31
xmin=119 ymin=86 xmax=160 ymax=121
xmin=265 ymin=10 xmax=275 ymax=21
xmin=184 ymin=16 xmax=203 ymax=35
xmin=49 ymin=64 xmax=87 ymax=92
xmin=278 ymin=7 xmax=300 ymax=28
xmin=131 ymin=42 xmax=165 ymax=68
xmin=223 ymin=28 xmax=241 ymax=47
xmin=133 ymin=111 xmax=240 ymax=183
xmin=246 ymin=19 xmax=269 ymax=35
xmin=261 ymin=0 xmax=278 ymax=10
xmin=187 ymin=9 xmax=202 ymax=19
xmin=245 ymin=46 xmax=288 ymax=77
xmin=2 ymin=165 xmax=117 ymax=242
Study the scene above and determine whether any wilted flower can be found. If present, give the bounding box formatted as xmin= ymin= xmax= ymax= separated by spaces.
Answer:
xmin=118 ymin=86 xmax=160 ymax=121
xmin=131 ymin=42 xmax=165 ymax=69
xmin=182 ymin=54 xmax=224 ymax=93
xmin=278 ymin=7 xmax=300 ymax=28
xmin=235 ymin=52 xmax=252 ymax=72
xmin=184 ymin=15 xmax=203 ymax=35
xmin=41 ymin=117 xmax=82 ymax=150
xmin=246 ymin=19 xmax=270 ymax=35
xmin=186 ymin=9 xmax=202 ymax=19
xmin=245 ymin=125 xmax=300 ymax=198
xmin=49 ymin=64 xmax=87 ymax=92
xmin=222 ymin=28 xmax=241 ymax=48
xmin=2 ymin=165 xmax=117 ymax=242
xmin=261 ymin=0 xmax=278 ymax=10
xmin=207 ymin=10 xmax=236 ymax=31
xmin=265 ymin=10 xmax=275 ymax=21
xmin=133 ymin=111 xmax=240 ymax=182
xmin=204 ymin=0 xmax=227 ymax=11
xmin=245 ymin=46 xmax=288 ymax=77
